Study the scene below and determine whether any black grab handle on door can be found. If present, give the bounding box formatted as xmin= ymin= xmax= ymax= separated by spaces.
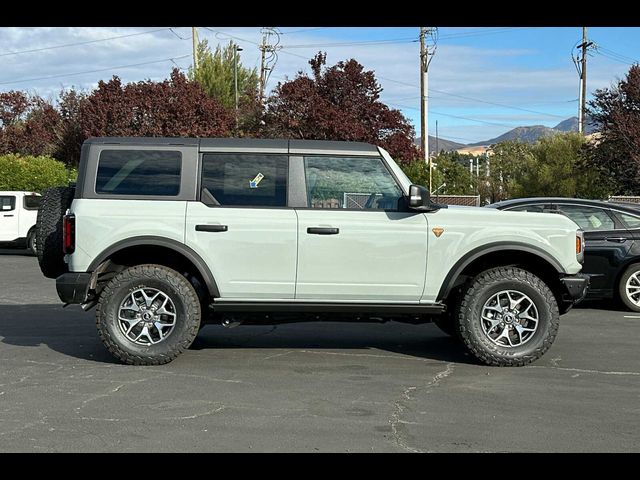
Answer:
xmin=307 ymin=227 xmax=339 ymax=235
xmin=196 ymin=224 xmax=228 ymax=232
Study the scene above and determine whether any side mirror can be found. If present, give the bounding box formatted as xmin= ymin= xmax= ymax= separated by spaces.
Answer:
xmin=408 ymin=184 xmax=431 ymax=209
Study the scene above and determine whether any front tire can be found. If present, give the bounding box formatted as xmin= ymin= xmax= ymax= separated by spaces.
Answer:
xmin=96 ymin=264 xmax=202 ymax=365
xmin=455 ymin=267 xmax=559 ymax=367
xmin=27 ymin=229 xmax=37 ymax=256
xmin=618 ymin=263 xmax=640 ymax=312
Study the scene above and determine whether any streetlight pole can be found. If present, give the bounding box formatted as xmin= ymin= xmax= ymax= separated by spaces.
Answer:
xmin=234 ymin=45 xmax=243 ymax=132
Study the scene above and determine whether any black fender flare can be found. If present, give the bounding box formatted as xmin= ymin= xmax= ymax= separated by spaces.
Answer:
xmin=436 ymin=241 xmax=566 ymax=302
xmin=87 ymin=236 xmax=220 ymax=297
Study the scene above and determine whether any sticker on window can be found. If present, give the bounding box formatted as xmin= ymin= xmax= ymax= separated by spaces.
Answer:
xmin=250 ymin=173 xmax=264 ymax=188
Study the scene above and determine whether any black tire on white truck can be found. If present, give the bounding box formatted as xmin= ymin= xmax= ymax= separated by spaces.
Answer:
xmin=36 ymin=186 xmax=75 ymax=279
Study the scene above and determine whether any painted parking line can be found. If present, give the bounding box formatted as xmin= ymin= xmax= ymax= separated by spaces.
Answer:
xmin=623 ymin=315 xmax=640 ymax=318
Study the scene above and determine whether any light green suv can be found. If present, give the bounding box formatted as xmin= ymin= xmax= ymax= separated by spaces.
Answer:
xmin=36 ymin=137 xmax=589 ymax=366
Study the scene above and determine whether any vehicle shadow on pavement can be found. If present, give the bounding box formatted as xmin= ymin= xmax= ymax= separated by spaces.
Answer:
xmin=192 ymin=322 xmax=475 ymax=365
xmin=0 ymin=304 xmax=474 ymax=365
xmin=0 ymin=304 xmax=121 ymax=364
xmin=0 ymin=248 xmax=33 ymax=256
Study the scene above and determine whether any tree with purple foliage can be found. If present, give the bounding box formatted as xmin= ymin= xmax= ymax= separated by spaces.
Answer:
xmin=262 ymin=53 xmax=419 ymax=163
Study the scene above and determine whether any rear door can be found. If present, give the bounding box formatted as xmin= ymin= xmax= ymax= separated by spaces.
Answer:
xmin=0 ymin=195 xmax=18 ymax=241
xmin=553 ymin=203 xmax=633 ymax=294
xmin=185 ymin=152 xmax=298 ymax=299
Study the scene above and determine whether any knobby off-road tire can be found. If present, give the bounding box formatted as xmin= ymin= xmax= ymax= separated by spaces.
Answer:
xmin=36 ymin=186 xmax=75 ymax=278
xmin=618 ymin=263 xmax=640 ymax=312
xmin=96 ymin=264 xmax=202 ymax=365
xmin=455 ymin=266 xmax=559 ymax=367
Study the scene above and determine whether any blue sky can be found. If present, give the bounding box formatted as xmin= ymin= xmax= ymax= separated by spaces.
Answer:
xmin=0 ymin=26 xmax=637 ymax=144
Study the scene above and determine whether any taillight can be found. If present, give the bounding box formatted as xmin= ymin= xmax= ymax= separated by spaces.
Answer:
xmin=63 ymin=214 xmax=75 ymax=254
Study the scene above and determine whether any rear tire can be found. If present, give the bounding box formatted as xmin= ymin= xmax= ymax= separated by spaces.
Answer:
xmin=96 ymin=264 xmax=202 ymax=365
xmin=36 ymin=186 xmax=75 ymax=278
xmin=455 ymin=267 xmax=559 ymax=367
xmin=618 ymin=263 xmax=640 ymax=312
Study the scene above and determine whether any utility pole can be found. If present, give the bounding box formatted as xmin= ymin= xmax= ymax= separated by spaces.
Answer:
xmin=192 ymin=27 xmax=199 ymax=70
xmin=258 ymin=28 xmax=281 ymax=107
xmin=574 ymin=27 xmax=593 ymax=134
xmin=435 ymin=120 xmax=439 ymax=156
xmin=420 ymin=27 xmax=437 ymax=193
xmin=234 ymin=45 xmax=243 ymax=131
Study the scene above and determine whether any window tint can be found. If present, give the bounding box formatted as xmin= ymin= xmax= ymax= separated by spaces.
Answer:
xmin=557 ymin=205 xmax=615 ymax=231
xmin=201 ymin=154 xmax=288 ymax=207
xmin=617 ymin=211 xmax=640 ymax=229
xmin=508 ymin=204 xmax=545 ymax=213
xmin=0 ymin=196 xmax=16 ymax=211
xmin=96 ymin=150 xmax=182 ymax=196
xmin=23 ymin=195 xmax=41 ymax=210
xmin=304 ymin=156 xmax=403 ymax=210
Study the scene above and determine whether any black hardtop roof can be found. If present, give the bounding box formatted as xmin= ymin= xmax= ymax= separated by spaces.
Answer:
xmin=83 ymin=137 xmax=380 ymax=154
xmin=488 ymin=197 xmax=640 ymax=213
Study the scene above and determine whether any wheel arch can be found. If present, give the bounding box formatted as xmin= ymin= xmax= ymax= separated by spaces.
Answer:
xmin=436 ymin=242 xmax=567 ymax=308
xmin=88 ymin=236 xmax=220 ymax=298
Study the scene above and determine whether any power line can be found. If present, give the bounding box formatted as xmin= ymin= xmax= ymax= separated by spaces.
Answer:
xmin=0 ymin=28 xmax=173 ymax=58
xmin=282 ymin=37 xmax=418 ymax=49
xmin=280 ymin=27 xmax=330 ymax=35
xmin=377 ymin=74 xmax=571 ymax=119
xmin=0 ymin=54 xmax=191 ymax=86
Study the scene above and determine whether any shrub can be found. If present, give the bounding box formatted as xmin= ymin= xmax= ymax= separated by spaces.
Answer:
xmin=0 ymin=154 xmax=76 ymax=192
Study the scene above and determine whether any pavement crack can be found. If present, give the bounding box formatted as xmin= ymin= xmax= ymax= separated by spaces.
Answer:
xmin=526 ymin=365 xmax=640 ymax=376
xmin=388 ymin=362 xmax=455 ymax=453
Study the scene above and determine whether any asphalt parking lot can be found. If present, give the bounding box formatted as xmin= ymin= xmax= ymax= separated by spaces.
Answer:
xmin=1 ymin=251 xmax=639 ymax=452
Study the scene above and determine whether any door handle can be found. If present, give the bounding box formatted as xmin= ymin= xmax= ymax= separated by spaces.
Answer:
xmin=307 ymin=227 xmax=339 ymax=235
xmin=3 ymin=214 xmax=14 ymax=217
xmin=605 ymin=236 xmax=627 ymax=243
xmin=196 ymin=224 xmax=228 ymax=232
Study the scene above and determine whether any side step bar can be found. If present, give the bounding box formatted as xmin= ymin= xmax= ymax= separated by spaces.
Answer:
xmin=211 ymin=301 xmax=446 ymax=315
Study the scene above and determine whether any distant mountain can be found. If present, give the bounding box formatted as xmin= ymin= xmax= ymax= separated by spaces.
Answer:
xmin=416 ymin=136 xmax=467 ymax=155
xmin=471 ymin=115 xmax=599 ymax=146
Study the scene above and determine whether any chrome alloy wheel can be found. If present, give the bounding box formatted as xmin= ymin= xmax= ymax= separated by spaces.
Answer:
xmin=481 ymin=290 xmax=539 ymax=348
xmin=117 ymin=287 xmax=177 ymax=346
xmin=625 ymin=272 xmax=640 ymax=306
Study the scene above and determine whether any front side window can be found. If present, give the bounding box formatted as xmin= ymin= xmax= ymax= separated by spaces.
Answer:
xmin=201 ymin=154 xmax=288 ymax=207
xmin=304 ymin=156 xmax=403 ymax=210
xmin=96 ymin=150 xmax=182 ymax=196
xmin=0 ymin=196 xmax=16 ymax=211
xmin=557 ymin=205 xmax=615 ymax=231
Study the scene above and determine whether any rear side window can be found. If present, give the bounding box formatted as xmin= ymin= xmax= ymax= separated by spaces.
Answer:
xmin=0 ymin=196 xmax=16 ymax=211
xmin=616 ymin=211 xmax=640 ymax=229
xmin=96 ymin=150 xmax=182 ymax=196
xmin=201 ymin=154 xmax=288 ymax=207
xmin=556 ymin=205 xmax=616 ymax=231
xmin=23 ymin=195 xmax=41 ymax=210
xmin=507 ymin=204 xmax=551 ymax=213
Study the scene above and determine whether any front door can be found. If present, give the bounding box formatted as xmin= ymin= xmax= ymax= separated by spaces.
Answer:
xmin=294 ymin=155 xmax=428 ymax=302
xmin=0 ymin=195 xmax=18 ymax=242
xmin=554 ymin=203 xmax=634 ymax=294
xmin=185 ymin=153 xmax=298 ymax=299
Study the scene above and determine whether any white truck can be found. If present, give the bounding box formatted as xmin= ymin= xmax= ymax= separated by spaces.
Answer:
xmin=35 ymin=138 xmax=589 ymax=367
xmin=0 ymin=191 xmax=41 ymax=254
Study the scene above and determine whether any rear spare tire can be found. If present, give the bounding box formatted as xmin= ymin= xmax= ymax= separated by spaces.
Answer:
xmin=36 ymin=186 xmax=75 ymax=279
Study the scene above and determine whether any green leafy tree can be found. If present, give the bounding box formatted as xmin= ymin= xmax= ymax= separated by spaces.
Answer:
xmin=189 ymin=40 xmax=259 ymax=111
xmin=0 ymin=154 xmax=76 ymax=191
xmin=401 ymin=152 xmax=477 ymax=195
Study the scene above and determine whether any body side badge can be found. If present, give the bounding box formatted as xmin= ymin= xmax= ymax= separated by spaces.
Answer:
xmin=432 ymin=227 xmax=444 ymax=238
